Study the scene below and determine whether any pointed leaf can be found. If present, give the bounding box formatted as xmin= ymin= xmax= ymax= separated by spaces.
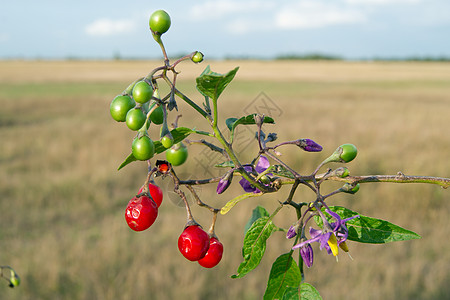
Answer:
xmin=227 ymin=114 xmax=275 ymax=133
xmin=267 ymin=165 xmax=296 ymax=179
xmin=315 ymin=206 xmax=421 ymax=244
xmin=300 ymin=283 xmax=322 ymax=300
xmin=196 ymin=66 xmax=239 ymax=101
xmin=117 ymin=152 xmax=137 ymax=171
xmin=215 ymin=161 xmax=236 ymax=168
xmin=221 ymin=192 xmax=263 ymax=215
xmin=263 ymin=253 xmax=301 ymax=300
xmin=244 ymin=206 xmax=270 ymax=234
xmin=232 ymin=216 xmax=277 ymax=278
xmin=226 ymin=117 xmax=239 ymax=131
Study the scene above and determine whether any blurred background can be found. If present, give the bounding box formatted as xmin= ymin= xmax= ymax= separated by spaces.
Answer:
xmin=1 ymin=1 xmax=449 ymax=299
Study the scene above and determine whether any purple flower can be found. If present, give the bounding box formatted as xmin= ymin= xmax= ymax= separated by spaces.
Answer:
xmin=326 ymin=209 xmax=359 ymax=245
xmin=298 ymin=139 xmax=323 ymax=152
xmin=239 ymin=156 xmax=271 ymax=193
xmin=216 ymin=172 xmax=233 ymax=194
xmin=292 ymin=209 xmax=359 ymax=257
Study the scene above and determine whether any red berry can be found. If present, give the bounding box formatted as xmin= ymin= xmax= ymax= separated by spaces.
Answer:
xmin=125 ymin=196 xmax=158 ymax=231
xmin=138 ymin=183 xmax=163 ymax=207
xmin=178 ymin=225 xmax=210 ymax=261
xmin=156 ymin=160 xmax=171 ymax=175
xmin=198 ymin=237 xmax=224 ymax=268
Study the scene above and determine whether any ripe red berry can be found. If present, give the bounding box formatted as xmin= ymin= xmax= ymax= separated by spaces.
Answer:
xmin=178 ymin=225 xmax=210 ymax=261
xmin=198 ymin=237 xmax=224 ymax=268
xmin=138 ymin=183 xmax=163 ymax=207
xmin=156 ymin=160 xmax=171 ymax=175
xmin=125 ymin=196 xmax=158 ymax=231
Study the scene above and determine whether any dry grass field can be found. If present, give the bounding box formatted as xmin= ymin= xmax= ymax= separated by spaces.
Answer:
xmin=0 ymin=59 xmax=449 ymax=299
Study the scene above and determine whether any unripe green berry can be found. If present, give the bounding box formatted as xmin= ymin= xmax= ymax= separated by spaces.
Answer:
xmin=110 ymin=95 xmax=135 ymax=122
xmin=149 ymin=10 xmax=171 ymax=35
xmin=334 ymin=167 xmax=350 ymax=178
xmin=132 ymin=81 xmax=153 ymax=104
xmin=259 ymin=175 xmax=271 ymax=185
xmin=342 ymin=183 xmax=360 ymax=194
xmin=161 ymin=135 xmax=174 ymax=148
xmin=191 ymin=51 xmax=204 ymax=63
xmin=150 ymin=105 xmax=164 ymax=125
xmin=339 ymin=144 xmax=357 ymax=163
xmin=126 ymin=108 xmax=146 ymax=131
xmin=132 ymin=136 xmax=155 ymax=161
xmin=9 ymin=274 xmax=20 ymax=288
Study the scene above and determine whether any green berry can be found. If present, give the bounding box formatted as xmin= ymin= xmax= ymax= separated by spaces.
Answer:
xmin=110 ymin=95 xmax=135 ymax=122
xmin=149 ymin=10 xmax=171 ymax=35
xmin=342 ymin=183 xmax=360 ymax=194
xmin=339 ymin=144 xmax=357 ymax=163
xmin=132 ymin=81 xmax=153 ymax=104
xmin=161 ymin=135 xmax=174 ymax=149
xmin=126 ymin=108 xmax=146 ymax=131
xmin=166 ymin=143 xmax=188 ymax=166
xmin=191 ymin=51 xmax=204 ymax=63
xmin=259 ymin=175 xmax=271 ymax=185
xmin=132 ymin=136 xmax=155 ymax=161
xmin=150 ymin=105 xmax=164 ymax=125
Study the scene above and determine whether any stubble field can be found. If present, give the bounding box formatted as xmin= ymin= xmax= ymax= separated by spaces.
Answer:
xmin=0 ymin=60 xmax=449 ymax=299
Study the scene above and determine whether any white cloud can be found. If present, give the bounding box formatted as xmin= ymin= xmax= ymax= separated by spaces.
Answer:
xmin=85 ymin=18 xmax=136 ymax=37
xmin=189 ymin=0 xmax=275 ymax=21
xmin=275 ymin=1 xmax=367 ymax=29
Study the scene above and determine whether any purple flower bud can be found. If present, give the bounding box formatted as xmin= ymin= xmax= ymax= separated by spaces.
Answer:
xmin=300 ymin=244 xmax=314 ymax=268
xmin=216 ymin=172 xmax=233 ymax=194
xmin=298 ymin=139 xmax=323 ymax=152
xmin=216 ymin=179 xmax=230 ymax=194
xmin=286 ymin=224 xmax=299 ymax=239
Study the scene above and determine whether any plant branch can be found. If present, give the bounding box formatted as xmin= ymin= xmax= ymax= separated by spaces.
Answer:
xmin=279 ymin=173 xmax=450 ymax=188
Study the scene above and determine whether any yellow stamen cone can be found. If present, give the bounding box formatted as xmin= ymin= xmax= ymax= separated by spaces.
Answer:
xmin=327 ymin=234 xmax=339 ymax=256
xmin=339 ymin=241 xmax=349 ymax=252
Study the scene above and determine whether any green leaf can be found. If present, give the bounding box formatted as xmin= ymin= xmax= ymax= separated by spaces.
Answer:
xmin=196 ymin=65 xmax=239 ymax=101
xmin=315 ymin=206 xmax=421 ymax=244
xmin=226 ymin=117 xmax=239 ymax=131
xmin=214 ymin=161 xmax=236 ymax=168
xmin=244 ymin=206 xmax=270 ymax=234
xmin=263 ymin=253 xmax=301 ymax=300
xmin=154 ymin=127 xmax=194 ymax=154
xmin=267 ymin=165 xmax=296 ymax=179
xmin=232 ymin=216 xmax=277 ymax=278
xmin=282 ymin=287 xmax=299 ymax=300
xmin=300 ymin=283 xmax=322 ymax=300
xmin=117 ymin=152 xmax=137 ymax=171
xmin=227 ymin=114 xmax=275 ymax=133
xmin=221 ymin=192 xmax=263 ymax=215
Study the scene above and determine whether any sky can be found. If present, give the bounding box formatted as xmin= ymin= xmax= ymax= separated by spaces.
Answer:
xmin=1 ymin=0 xmax=450 ymax=60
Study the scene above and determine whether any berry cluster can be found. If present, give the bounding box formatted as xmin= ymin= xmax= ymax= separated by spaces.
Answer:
xmin=109 ymin=10 xmax=197 ymax=165
xmin=178 ymin=225 xmax=223 ymax=268
xmin=110 ymin=10 xmax=221 ymax=268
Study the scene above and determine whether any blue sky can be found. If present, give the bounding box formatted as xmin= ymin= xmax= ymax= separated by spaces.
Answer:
xmin=1 ymin=0 xmax=450 ymax=59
